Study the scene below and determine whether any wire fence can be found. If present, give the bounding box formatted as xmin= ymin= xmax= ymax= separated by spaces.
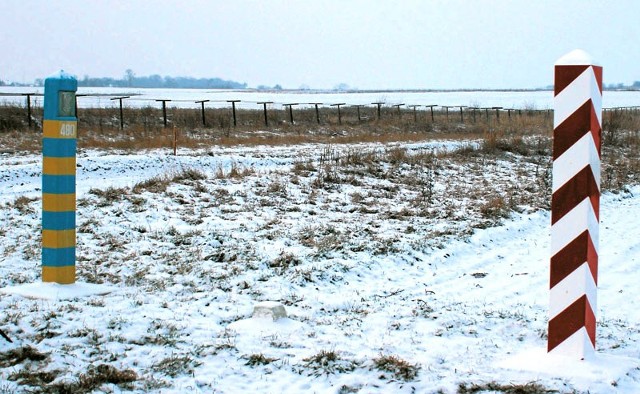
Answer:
xmin=1 ymin=92 xmax=639 ymax=132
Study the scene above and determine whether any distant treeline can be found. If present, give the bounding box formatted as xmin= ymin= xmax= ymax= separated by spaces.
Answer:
xmin=0 ymin=71 xmax=248 ymax=89
xmin=76 ymin=73 xmax=247 ymax=89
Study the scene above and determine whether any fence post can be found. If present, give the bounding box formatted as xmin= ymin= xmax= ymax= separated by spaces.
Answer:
xmin=493 ymin=106 xmax=503 ymax=123
xmin=258 ymin=101 xmax=272 ymax=127
xmin=425 ymin=105 xmax=437 ymax=122
xmin=504 ymin=108 xmax=513 ymax=121
xmin=156 ymin=99 xmax=171 ymax=127
xmin=196 ymin=100 xmax=209 ymax=126
xmin=22 ymin=93 xmax=34 ymax=128
xmin=173 ymin=126 xmax=177 ymax=156
xmin=442 ymin=106 xmax=455 ymax=123
xmin=227 ymin=100 xmax=240 ymax=127
xmin=468 ymin=107 xmax=478 ymax=123
xmin=372 ymin=102 xmax=384 ymax=120
xmin=549 ymin=49 xmax=602 ymax=359
xmin=392 ymin=104 xmax=404 ymax=117
xmin=310 ymin=102 xmax=323 ymax=124
xmin=458 ymin=106 xmax=467 ymax=123
xmin=331 ymin=103 xmax=345 ymax=125
xmin=353 ymin=105 xmax=365 ymax=122
xmin=110 ymin=96 xmax=129 ymax=130
xmin=409 ymin=105 xmax=420 ymax=122
xmin=283 ymin=103 xmax=298 ymax=124
xmin=481 ymin=107 xmax=491 ymax=121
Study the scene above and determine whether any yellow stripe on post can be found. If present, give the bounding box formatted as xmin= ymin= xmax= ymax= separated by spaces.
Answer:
xmin=42 ymin=193 xmax=76 ymax=212
xmin=42 ymin=229 xmax=76 ymax=248
xmin=43 ymin=157 xmax=76 ymax=175
xmin=43 ymin=120 xmax=77 ymax=139
xmin=42 ymin=265 xmax=76 ymax=284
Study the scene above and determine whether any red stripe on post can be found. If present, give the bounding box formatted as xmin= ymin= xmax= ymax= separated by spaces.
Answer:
xmin=550 ymin=231 xmax=598 ymax=288
xmin=553 ymin=101 xmax=597 ymax=160
xmin=590 ymin=104 xmax=602 ymax=150
xmin=554 ymin=65 xmax=590 ymax=95
xmin=548 ymin=295 xmax=596 ymax=352
xmin=551 ymin=166 xmax=600 ymax=224
xmin=592 ymin=66 xmax=604 ymax=93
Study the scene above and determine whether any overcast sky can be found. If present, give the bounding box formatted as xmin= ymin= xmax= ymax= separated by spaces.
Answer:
xmin=1 ymin=0 xmax=638 ymax=89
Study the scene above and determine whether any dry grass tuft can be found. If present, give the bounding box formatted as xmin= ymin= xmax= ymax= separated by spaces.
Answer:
xmin=152 ymin=354 xmax=200 ymax=377
xmin=46 ymin=364 xmax=137 ymax=393
xmin=244 ymin=353 xmax=278 ymax=366
xmin=302 ymin=350 xmax=359 ymax=376
xmin=9 ymin=195 xmax=38 ymax=214
xmin=0 ymin=346 xmax=48 ymax=368
xmin=457 ymin=381 xmax=557 ymax=393
xmin=132 ymin=175 xmax=171 ymax=194
xmin=9 ymin=368 xmax=59 ymax=387
xmin=372 ymin=354 xmax=420 ymax=381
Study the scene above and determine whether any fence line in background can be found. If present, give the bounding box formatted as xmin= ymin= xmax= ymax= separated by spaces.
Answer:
xmin=0 ymin=92 xmax=638 ymax=131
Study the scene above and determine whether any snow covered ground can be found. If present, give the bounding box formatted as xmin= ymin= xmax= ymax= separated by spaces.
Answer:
xmin=0 ymin=139 xmax=639 ymax=393
xmin=2 ymin=86 xmax=640 ymax=110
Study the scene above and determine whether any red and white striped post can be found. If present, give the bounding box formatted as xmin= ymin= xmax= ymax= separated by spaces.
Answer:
xmin=549 ymin=49 xmax=602 ymax=359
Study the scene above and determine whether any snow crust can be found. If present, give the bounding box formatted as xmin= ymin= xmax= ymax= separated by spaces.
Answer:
xmin=46 ymin=69 xmax=76 ymax=81
xmin=0 ymin=282 xmax=115 ymax=300
xmin=555 ymin=49 xmax=600 ymax=66
xmin=497 ymin=348 xmax=639 ymax=391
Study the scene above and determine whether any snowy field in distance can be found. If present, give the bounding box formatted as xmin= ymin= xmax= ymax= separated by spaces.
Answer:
xmin=2 ymin=87 xmax=640 ymax=110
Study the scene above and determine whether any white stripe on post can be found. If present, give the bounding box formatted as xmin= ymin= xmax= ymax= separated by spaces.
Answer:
xmin=549 ymin=49 xmax=602 ymax=359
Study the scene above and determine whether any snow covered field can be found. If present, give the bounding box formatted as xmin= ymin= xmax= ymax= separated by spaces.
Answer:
xmin=2 ymin=87 xmax=640 ymax=110
xmin=0 ymin=139 xmax=639 ymax=393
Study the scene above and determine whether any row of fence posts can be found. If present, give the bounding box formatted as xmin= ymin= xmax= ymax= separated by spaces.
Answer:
xmin=2 ymin=93 xmax=639 ymax=131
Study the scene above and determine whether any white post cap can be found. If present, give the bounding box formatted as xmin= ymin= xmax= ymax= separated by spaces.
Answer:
xmin=555 ymin=49 xmax=600 ymax=66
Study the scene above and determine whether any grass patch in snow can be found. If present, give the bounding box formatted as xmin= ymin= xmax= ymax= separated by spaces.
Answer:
xmin=46 ymin=364 xmax=137 ymax=393
xmin=152 ymin=354 xmax=200 ymax=377
xmin=457 ymin=381 xmax=557 ymax=393
xmin=302 ymin=350 xmax=360 ymax=376
xmin=0 ymin=346 xmax=47 ymax=367
xmin=244 ymin=353 xmax=279 ymax=366
xmin=372 ymin=354 xmax=420 ymax=381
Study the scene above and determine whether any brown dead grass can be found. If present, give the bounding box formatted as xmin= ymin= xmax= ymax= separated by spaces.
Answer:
xmin=0 ymin=104 xmax=558 ymax=153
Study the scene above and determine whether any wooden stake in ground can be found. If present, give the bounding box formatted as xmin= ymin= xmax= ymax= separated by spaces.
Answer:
xmin=549 ymin=49 xmax=602 ymax=359
xmin=173 ymin=126 xmax=177 ymax=156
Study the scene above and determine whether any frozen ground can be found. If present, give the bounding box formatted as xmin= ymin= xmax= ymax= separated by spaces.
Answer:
xmin=0 ymin=139 xmax=639 ymax=393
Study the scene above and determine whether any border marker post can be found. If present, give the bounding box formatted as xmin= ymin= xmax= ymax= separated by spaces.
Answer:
xmin=549 ymin=49 xmax=603 ymax=359
xmin=42 ymin=71 xmax=78 ymax=284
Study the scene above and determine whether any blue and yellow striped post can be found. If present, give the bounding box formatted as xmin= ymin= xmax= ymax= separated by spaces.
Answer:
xmin=42 ymin=71 xmax=77 ymax=284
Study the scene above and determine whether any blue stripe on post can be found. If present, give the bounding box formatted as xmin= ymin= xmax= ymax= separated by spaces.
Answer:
xmin=42 ymin=175 xmax=75 ymax=194
xmin=43 ymin=138 xmax=76 ymax=157
xmin=44 ymin=76 xmax=77 ymax=120
xmin=42 ymin=211 xmax=75 ymax=230
xmin=42 ymin=247 xmax=76 ymax=267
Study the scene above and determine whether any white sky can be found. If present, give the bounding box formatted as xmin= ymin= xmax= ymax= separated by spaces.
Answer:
xmin=1 ymin=0 xmax=638 ymax=89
